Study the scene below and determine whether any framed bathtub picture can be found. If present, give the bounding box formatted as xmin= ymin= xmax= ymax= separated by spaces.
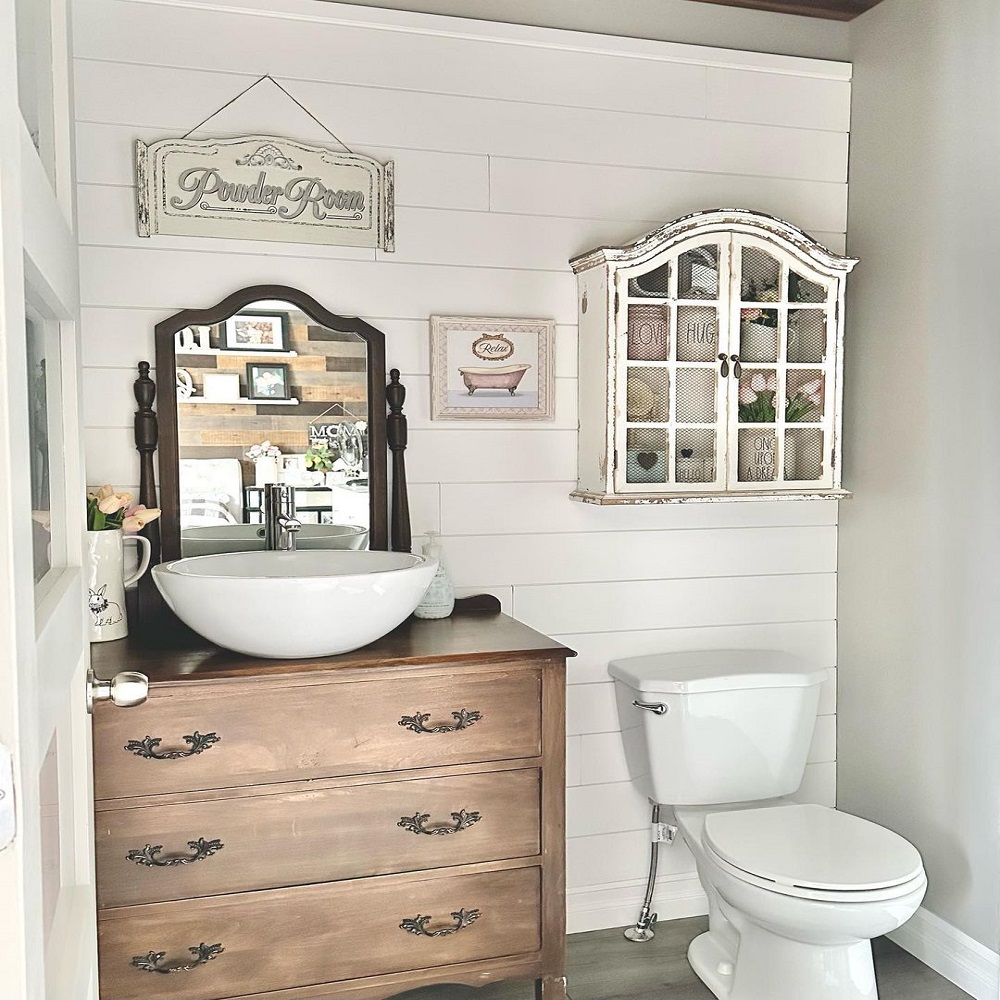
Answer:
xmin=430 ymin=315 xmax=555 ymax=420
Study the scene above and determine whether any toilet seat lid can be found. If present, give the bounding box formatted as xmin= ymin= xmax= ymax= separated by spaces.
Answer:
xmin=703 ymin=804 xmax=923 ymax=892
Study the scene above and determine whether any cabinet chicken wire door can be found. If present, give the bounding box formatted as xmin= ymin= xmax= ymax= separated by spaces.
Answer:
xmin=726 ymin=234 xmax=838 ymax=491
xmin=613 ymin=238 xmax=730 ymax=494
xmin=572 ymin=209 xmax=857 ymax=504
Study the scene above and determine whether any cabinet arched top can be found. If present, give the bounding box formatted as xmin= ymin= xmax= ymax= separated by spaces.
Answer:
xmin=570 ymin=208 xmax=858 ymax=279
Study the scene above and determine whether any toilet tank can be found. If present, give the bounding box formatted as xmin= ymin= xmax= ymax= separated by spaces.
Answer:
xmin=609 ymin=650 xmax=826 ymax=806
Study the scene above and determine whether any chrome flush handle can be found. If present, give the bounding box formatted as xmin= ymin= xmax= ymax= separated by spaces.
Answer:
xmin=632 ymin=700 xmax=668 ymax=715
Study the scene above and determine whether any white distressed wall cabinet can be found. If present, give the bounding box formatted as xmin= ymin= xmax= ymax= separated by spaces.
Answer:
xmin=571 ymin=210 xmax=858 ymax=503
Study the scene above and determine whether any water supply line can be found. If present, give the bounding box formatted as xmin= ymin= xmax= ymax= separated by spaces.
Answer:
xmin=624 ymin=803 xmax=676 ymax=942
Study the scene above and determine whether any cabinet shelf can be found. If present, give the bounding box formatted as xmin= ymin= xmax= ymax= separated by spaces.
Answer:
xmin=176 ymin=348 xmax=299 ymax=358
xmin=180 ymin=397 xmax=300 ymax=406
xmin=571 ymin=488 xmax=853 ymax=505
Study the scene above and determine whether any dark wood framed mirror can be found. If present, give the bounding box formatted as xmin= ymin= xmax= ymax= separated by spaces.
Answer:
xmin=151 ymin=285 xmax=391 ymax=563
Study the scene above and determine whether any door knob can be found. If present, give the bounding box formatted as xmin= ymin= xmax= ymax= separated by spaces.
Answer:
xmin=87 ymin=668 xmax=149 ymax=713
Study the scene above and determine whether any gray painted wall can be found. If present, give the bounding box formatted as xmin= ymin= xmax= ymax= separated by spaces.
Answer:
xmin=322 ymin=0 xmax=850 ymax=60
xmin=840 ymin=0 xmax=1000 ymax=950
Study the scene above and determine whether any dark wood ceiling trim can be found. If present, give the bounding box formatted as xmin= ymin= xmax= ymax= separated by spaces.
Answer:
xmin=686 ymin=0 xmax=884 ymax=21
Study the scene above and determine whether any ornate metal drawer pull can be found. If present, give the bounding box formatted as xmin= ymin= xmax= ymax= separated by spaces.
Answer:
xmin=400 ymin=908 xmax=481 ymax=937
xmin=126 ymin=838 xmax=224 ymax=867
xmin=124 ymin=731 xmax=221 ymax=759
xmin=398 ymin=709 xmax=482 ymax=734
xmin=130 ymin=942 xmax=224 ymax=973
xmin=398 ymin=809 xmax=481 ymax=836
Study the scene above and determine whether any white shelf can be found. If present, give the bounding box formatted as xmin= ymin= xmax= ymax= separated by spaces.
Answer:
xmin=180 ymin=397 xmax=299 ymax=406
xmin=175 ymin=348 xmax=299 ymax=358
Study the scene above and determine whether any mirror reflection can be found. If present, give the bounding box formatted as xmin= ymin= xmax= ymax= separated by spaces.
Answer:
xmin=172 ymin=298 xmax=371 ymax=556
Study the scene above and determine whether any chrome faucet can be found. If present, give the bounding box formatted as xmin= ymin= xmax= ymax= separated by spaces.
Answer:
xmin=263 ymin=484 xmax=301 ymax=551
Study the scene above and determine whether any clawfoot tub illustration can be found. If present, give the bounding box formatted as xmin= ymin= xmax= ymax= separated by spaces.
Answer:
xmin=458 ymin=364 xmax=531 ymax=395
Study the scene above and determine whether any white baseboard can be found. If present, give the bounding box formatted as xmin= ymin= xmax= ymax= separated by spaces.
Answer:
xmin=888 ymin=905 xmax=999 ymax=1000
xmin=567 ymin=874 xmax=709 ymax=935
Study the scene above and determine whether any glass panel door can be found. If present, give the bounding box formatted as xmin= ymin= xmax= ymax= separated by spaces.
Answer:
xmin=729 ymin=237 xmax=835 ymax=489
xmin=616 ymin=239 xmax=728 ymax=492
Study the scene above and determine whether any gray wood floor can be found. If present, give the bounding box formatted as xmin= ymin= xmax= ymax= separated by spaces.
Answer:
xmin=398 ymin=917 xmax=971 ymax=1000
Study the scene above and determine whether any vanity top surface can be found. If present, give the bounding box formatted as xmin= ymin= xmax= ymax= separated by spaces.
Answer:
xmin=90 ymin=607 xmax=573 ymax=683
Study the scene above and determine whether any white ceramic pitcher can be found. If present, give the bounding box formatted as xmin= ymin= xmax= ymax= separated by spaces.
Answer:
xmin=85 ymin=529 xmax=151 ymax=642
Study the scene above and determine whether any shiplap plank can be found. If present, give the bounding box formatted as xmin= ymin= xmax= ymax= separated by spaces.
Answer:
xmin=76 ymin=183 xmax=372 ymax=262
xmin=399 ymin=484 xmax=440 ymax=541
xmin=810 ymin=714 xmax=836 ymax=764
xmin=405 ymin=376 xmax=578 ymax=432
xmin=444 ymin=526 xmax=835 ymax=588
xmin=441 ymin=482 xmax=838 ymax=535
xmin=514 ymin=572 xmax=836 ymax=635
xmin=385 ymin=208 xmax=651 ymax=272
xmin=566 ymin=737 xmax=583 ymax=788
xmin=85 ymin=428 xmax=138 ymax=486
xmin=568 ymin=830 xmax=697 ymax=889
xmin=80 ymin=308 xmax=160 ymax=367
xmin=792 ymin=761 xmax=837 ymax=807
xmin=489 ymin=157 xmax=848 ymax=232
xmin=73 ymin=62 xmax=848 ymax=182
xmin=566 ymin=781 xmax=652 ymax=839
xmin=579 ymin=732 xmax=631 ymax=786
xmin=79 ymin=247 xmax=578 ymax=323
xmin=80 ymin=183 xmax=655 ymax=275
xmin=74 ymin=0 xmax=852 ymax=80
xmin=82 ymin=368 xmax=136 ymax=428
xmin=567 ymin=683 xmax=618 ymax=737
xmin=75 ymin=123 xmax=491 ymax=211
xmin=406 ymin=429 xmax=577 ymax=484
xmin=573 ymin=723 xmax=833 ymax=787
xmin=557 ymin=619 xmax=837 ymax=684
xmin=79 ymin=308 xmax=578 ymax=380
xmin=706 ymin=67 xmax=851 ymax=132
xmin=73 ymin=3 xmax=711 ymax=120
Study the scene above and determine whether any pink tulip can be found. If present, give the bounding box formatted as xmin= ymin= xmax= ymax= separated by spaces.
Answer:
xmin=750 ymin=373 xmax=768 ymax=393
xmin=800 ymin=378 xmax=824 ymax=404
xmin=739 ymin=383 xmax=757 ymax=404
xmin=122 ymin=504 xmax=162 ymax=532
xmin=97 ymin=490 xmax=133 ymax=514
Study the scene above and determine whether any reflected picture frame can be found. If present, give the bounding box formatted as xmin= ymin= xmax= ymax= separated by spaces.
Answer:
xmin=246 ymin=361 xmax=291 ymax=401
xmin=223 ymin=310 xmax=288 ymax=352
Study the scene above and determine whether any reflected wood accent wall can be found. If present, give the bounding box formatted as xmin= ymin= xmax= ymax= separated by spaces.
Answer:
xmin=175 ymin=314 xmax=368 ymax=477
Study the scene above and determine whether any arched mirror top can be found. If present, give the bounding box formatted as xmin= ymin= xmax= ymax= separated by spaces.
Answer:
xmin=152 ymin=285 xmax=388 ymax=562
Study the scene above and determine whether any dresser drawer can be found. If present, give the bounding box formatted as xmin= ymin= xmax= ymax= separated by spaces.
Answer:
xmin=93 ymin=666 xmax=541 ymax=799
xmin=97 ymin=767 xmax=541 ymax=907
xmin=97 ymin=866 xmax=541 ymax=1000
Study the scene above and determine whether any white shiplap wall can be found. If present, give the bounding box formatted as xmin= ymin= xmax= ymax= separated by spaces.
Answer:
xmin=73 ymin=0 xmax=849 ymax=933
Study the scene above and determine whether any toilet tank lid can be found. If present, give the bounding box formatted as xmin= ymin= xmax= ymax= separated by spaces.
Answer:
xmin=608 ymin=650 xmax=827 ymax=694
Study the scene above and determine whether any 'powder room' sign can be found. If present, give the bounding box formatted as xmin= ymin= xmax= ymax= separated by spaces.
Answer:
xmin=135 ymin=135 xmax=394 ymax=250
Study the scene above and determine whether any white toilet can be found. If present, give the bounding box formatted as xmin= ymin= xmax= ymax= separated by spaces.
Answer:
xmin=609 ymin=650 xmax=926 ymax=1000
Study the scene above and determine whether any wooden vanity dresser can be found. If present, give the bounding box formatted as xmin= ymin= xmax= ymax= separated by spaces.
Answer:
xmin=90 ymin=608 xmax=572 ymax=1000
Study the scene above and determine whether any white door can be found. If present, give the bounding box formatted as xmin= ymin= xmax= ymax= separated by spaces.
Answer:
xmin=0 ymin=0 xmax=99 ymax=998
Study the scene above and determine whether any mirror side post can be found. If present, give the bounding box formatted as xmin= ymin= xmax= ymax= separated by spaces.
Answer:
xmin=386 ymin=369 xmax=411 ymax=553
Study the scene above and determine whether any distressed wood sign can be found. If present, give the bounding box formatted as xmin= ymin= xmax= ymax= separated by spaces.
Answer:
xmin=135 ymin=135 xmax=394 ymax=250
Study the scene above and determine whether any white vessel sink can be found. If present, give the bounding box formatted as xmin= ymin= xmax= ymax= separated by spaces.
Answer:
xmin=180 ymin=522 xmax=368 ymax=557
xmin=152 ymin=550 xmax=437 ymax=658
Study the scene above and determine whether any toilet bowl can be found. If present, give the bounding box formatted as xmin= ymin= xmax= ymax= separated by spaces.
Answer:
xmin=609 ymin=650 xmax=926 ymax=1000
xmin=675 ymin=802 xmax=926 ymax=1000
